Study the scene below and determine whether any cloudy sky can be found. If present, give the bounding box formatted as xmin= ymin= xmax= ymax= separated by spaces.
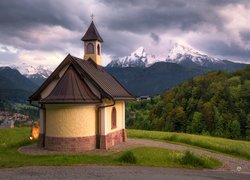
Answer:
xmin=0 ymin=0 xmax=250 ymax=67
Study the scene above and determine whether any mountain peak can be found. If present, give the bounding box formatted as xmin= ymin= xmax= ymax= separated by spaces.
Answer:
xmin=131 ymin=46 xmax=146 ymax=57
xmin=168 ymin=43 xmax=205 ymax=59
xmin=107 ymin=47 xmax=148 ymax=68
xmin=10 ymin=63 xmax=53 ymax=78
xmin=166 ymin=43 xmax=222 ymax=65
xmin=107 ymin=47 xmax=166 ymax=68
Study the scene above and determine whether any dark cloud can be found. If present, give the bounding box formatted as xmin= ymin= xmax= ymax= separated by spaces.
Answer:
xmin=0 ymin=0 xmax=250 ymax=64
xmin=0 ymin=0 xmax=85 ymax=31
xmin=201 ymin=40 xmax=250 ymax=60
xmin=240 ymin=31 xmax=250 ymax=43
xmin=150 ymin=32 xmax=160 ymax=43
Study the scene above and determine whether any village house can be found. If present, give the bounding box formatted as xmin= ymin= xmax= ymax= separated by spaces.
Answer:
xmin=29 ymin=21 xmax=134 ymax=152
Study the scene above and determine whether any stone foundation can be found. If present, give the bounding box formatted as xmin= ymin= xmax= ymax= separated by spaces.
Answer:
xmin=45 ymin=135 xmax=96 ymax=152
xmin=37 ymin=133 xmax=45 ymax=147
xmin=41 ymin=129 xmax=127 ymax=151
xmin=100 ymin=129 xmax=127 ymax=149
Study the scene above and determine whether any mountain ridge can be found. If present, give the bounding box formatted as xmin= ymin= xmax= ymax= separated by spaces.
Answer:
xmin=0 ymin=67 xmax=38 ymax=103
xmin=107 ymin=43 xmax=247 ymax=70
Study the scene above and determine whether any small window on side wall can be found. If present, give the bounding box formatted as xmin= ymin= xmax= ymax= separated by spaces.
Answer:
xmin=111 ymin=107 xmax=117 ymax=129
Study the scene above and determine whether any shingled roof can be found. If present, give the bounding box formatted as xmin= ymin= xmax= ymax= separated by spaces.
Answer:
xmin=29 ymin=55 xmax=134 ymax=104
xmin=81 ymin=21 xmax=103 ymax=42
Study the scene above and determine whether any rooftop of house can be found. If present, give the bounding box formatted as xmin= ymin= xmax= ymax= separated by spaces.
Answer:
xmin=29 ymin=55 xmax=134 ymax=104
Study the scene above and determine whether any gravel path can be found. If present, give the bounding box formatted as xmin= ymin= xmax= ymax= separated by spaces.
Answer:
xmin=19 ymin=138 xmax=250 ymax=173
xmin=124 ymin=138 xmax=250 ymax=173
xmin=1 ymin=165 xmax=250 ymax=180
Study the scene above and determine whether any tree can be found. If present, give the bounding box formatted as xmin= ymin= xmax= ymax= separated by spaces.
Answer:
xmin=213 ymin=107 xmax=224 ymax=137
xmin=187 ymin=111 xmax=203 ymax=134
xmin=246 ymin=114 xmax=250 ymax=140
xmin=229 ymin=120 xmax=241 ymax=139
xmin=201 ymin=102 xmax=214 ymax=133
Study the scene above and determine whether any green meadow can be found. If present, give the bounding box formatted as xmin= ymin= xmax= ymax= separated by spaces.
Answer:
xmin=0 ymin=127 xmax=221 ymax=168
xmin=127 ymin=129 xmax=250 ymax=161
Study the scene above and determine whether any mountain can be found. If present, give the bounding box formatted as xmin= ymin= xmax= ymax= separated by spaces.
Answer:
xmin=107 ymin=43 xmax=247 ymax=71
xmin=11 ymin=63 xmax=53 ymax=85
xmin=166 ymin=43 xmax=222 ymax=66
xmin=107 ymin=47 xmax=147 ymax=68
xmin=166 ymin=43 xmax=246 ymax=71
xmin=105 ymin=62 xmax=206 ymax=96
xmin=107 ymin=47 xmax=165 ymax=68
xmin=106 ymin=43 xmax=247 ymax=96
xmin=0 ymin=43 xmax=247 ymax=98
xmin=0 ymin=67 xmax=38 ymax=103
xmin=125 ymin=65 xmax=250 ymax=139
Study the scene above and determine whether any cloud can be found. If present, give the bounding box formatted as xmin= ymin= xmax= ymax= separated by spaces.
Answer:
xmin=150 ymin=32 xmax=160 ymax=44
xmin=0 ymin=0 xmax=250 ymax=66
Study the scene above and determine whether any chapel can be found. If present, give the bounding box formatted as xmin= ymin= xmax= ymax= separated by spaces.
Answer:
xmin=29 ymin=21 xmax=134 ymax=152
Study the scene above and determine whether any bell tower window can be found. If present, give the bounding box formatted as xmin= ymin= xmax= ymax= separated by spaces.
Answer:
xmin=97 ymin=44 xmax=100 ymax=55
xmin=86 ymin=43 xmax=94 ymax=54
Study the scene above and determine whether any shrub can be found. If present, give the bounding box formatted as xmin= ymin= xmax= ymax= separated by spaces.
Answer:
xmin=179 ymin=151 xmax=205 ymax=167
xmin=119 ymin=151 xmax=137 ymax=164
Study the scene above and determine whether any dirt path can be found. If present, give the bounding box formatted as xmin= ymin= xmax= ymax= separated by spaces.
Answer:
xmin=1 ymin=165 xmax=250 ymax=180
xmin=19 ymin=138 xmax=250 ymax=173
xmin=121 ymin=138 xmax=250 ymax=173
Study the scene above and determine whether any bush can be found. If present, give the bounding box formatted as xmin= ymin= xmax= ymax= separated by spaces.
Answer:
xmin=179 ymin=151 xmax=206 ymax=167
xmin=119 ymin=151 xmax=137 ymax=164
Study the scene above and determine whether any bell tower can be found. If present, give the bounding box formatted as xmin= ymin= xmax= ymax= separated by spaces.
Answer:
xmin=81 ymin=20 xmax=103 ymax=66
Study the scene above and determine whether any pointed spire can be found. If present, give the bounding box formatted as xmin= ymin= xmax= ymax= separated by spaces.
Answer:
xmin=81 ymin=21 xmax=103 ymax=42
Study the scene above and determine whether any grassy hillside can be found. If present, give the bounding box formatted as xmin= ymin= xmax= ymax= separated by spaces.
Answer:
xmin=126 ymin=65 xmax=250 ymax=139
xmin=128 ymin=129 xmax=250 ymax=161
xmin=0 ymin=128 xmax=220 ymax=168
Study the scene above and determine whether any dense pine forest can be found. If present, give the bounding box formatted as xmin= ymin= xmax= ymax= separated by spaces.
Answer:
xmin=126 ymin=65 xmax=250 ymax=140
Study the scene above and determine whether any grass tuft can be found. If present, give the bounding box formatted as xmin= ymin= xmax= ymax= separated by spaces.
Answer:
xmin=179 ymin=151 xmax=206 ymax=167
xmin=118 ymin=151 xmax=137 ymax=164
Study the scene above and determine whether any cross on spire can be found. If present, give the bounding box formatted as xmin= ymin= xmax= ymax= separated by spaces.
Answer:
xmin=91 ymin=14 xmax=94 ymax=21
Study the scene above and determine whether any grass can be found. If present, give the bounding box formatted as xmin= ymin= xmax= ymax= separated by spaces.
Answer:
xmin=118 ymin=151 xmax=137 ymax=164
xmin=127 ymin=129 xmax=250 ymax=161
xmin=0 ymin=127 xmax=221 ymax=168
xmin=120 ymin=147 xmax=221 ymax=169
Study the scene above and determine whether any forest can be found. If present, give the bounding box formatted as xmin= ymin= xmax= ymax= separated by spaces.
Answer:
xmin=126 ymin=65 xmax=250 ymax=140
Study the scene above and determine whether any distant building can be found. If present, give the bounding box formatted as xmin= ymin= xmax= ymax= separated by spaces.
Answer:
xmin=29 ymin=21 xmax=134 ymax=152
xmin=136 ymin=96 xmax=151 ymax=101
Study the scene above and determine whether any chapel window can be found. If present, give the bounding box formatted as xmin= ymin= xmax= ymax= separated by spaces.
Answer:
xmin=111 ymin=107 xmax=117 ymax=129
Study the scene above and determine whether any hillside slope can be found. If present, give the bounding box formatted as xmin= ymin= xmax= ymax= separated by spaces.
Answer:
xmin=126 ymin=65 xmax=250 ymax=139
xmin=106 ymin=62 xmax=207 ymax=96
xmin=0 ymin=67 xmax=38 ymax=103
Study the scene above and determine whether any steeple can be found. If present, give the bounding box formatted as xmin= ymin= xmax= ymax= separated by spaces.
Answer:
xmin=82 ymin=21 xmax=103 ymax=66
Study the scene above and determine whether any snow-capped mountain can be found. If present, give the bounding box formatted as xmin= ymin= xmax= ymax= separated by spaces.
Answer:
xmin=10 ymin=63 xmax=53 ymax=79
xmin=166 ymin=43 xmax=223 ymax=67
xmin=107 ymin=47 xmax=147 ymax=68
xmin=6 ymin=63 xmax=54 ymax=85
xmin=107 ymin=43 xmax=230 ymax=68
xmin=107 ymin=47 xmax=165 ymax=68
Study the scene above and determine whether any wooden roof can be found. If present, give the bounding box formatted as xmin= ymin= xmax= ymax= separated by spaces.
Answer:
xmin=29 ymin=54 xmax=134 ymax=104
xmin=81 ymin=21 xmax=103 ymax=42
xmin=40 ymin=66 xmax=101 ymax=104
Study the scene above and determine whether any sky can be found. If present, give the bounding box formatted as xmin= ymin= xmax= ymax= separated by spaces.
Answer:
xmin=0 ymin=0 xmax=250 ymax=67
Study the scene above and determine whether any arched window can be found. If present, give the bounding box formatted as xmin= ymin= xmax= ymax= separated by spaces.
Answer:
xmin=111 ymin=107 xmax=117 ymax=129
xmin=86 ymin=43 xmax=94 ymax=54
xmin=97 ymin=44 xmax=100 ymax=55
